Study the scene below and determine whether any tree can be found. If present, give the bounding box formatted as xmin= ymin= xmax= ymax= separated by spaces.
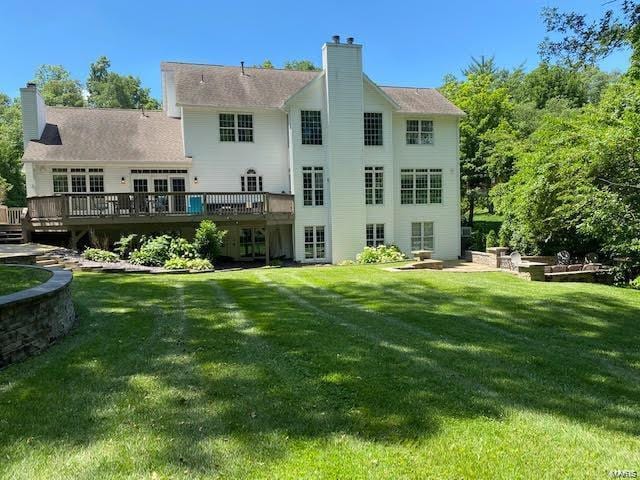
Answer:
xmin=441 ymin=71 xmax=514 ymax=224
xmin=520 ymin=63 xmax=588 ymax=108
xmin=33 ymin=65 xmax=84 ymax=107
xmin=254 ymin=60 xmax=274 ymax=69
xmin=539 ymin=1 xmax=640 ymax=77
xmin=283 ymin=60 xmax=320 ymax=71
xmin=87 ymin=56 xmax=160 ymax=109
xmin=0 ymin=94 xmax=26 ymax=206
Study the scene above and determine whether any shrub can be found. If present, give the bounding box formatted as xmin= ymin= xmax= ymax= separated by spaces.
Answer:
xmin=164 ymin=257 xmax=213 ymax=271
xmin=169 ymin=237 xmax=197 ymax=259
xmin=630 ymin=275 xmax=640 ymax=290
xmin=194 ymin=220 xmax=227 ymax=260
xmin=83 ymin=248 xmax=119 ymax=263
xmin=114 ymin=234 xmax=143 ymax=259
xmin=485 ymin=230 xmax=498 ymax=249
xmin=498 ymin=226 xmax=509 ymax=248
xmin=356 ymin=245 xmax=405 ymax=264
xmin=130 ymin=235 xmax=173 ymax=266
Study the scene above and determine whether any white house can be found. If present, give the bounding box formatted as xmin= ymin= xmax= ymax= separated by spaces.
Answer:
xmin=21 ymin=36 xmax=464 ymax=263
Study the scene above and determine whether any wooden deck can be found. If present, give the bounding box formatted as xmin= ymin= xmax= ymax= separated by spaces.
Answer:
xmin=27 ymin=192 xmax=295 ymax=231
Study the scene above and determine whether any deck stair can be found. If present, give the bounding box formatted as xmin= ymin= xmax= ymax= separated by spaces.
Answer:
xmin=0 ymin=225 xmax=24 ymax=244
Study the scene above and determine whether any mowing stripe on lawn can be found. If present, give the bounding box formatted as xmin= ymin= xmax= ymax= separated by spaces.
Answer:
xmin=346 ymin=275 xmax=640 ymax=385
xmin=271 ymin=270 xmax=640 ymax=434
xmin=255 ymin=271 xmax=500 ymax=400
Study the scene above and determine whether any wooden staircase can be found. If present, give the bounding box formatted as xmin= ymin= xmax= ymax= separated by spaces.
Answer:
xmin=0 ymin=224 xmax=24 ymax=244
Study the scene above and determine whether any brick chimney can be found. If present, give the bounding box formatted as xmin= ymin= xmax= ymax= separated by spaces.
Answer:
xmin=20 ymin=82 xmax=47 ymax=147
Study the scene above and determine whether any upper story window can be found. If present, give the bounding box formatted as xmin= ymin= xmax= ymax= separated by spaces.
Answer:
xmin=302 ymin=166 xmax=324 ymax=206
xmin=220 ymin=113 xmax=253 ymax=142
xmin=365 ymin=166 xmax=384 ymax=205
xmin=364 ymin=112 xmax=383 ymax=146
xmin=406 ymin=120 xmax=433 ymax=145
xmin=241 ymin=168 xmax=263 ymax=192
xmin=400 ymin=168 xmax=442 ymax=205
xmin=301 ymin=110 xmax=322 ymax=145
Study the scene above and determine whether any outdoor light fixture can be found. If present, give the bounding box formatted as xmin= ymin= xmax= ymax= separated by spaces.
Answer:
xmin=194 ymin=176 xmax=199 ymax=184
xmin=120 ymin=177 xmax=126 ymax=184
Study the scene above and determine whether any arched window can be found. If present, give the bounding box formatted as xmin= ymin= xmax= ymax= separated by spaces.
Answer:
xmin=241 ymin=168 xmax=263 ymax=192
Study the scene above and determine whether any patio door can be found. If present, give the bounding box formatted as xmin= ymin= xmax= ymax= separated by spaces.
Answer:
xmin=133 ymin=178 xmax=149 ymax=213
xmin=154 ymin=179 xmax=169 ymax=213
xmin=171 ymin=177 xmax=186 ymax=213
xmin=239 ymin=227 xmax=266 ymax=259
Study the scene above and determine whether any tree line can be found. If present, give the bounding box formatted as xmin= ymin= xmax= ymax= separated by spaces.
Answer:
xmin=441 ymin=1 xmax=640 ymax=275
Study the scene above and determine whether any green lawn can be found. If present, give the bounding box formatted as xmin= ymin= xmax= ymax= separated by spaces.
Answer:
xmin=0 ymin=266 xmax=639 ymax=479
xmin=0 ymin=265 xmax=51 ymax=296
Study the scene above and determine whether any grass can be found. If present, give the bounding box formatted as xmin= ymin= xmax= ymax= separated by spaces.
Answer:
xmin=0 ymin=265 xmax=51 ymax=296
xmin=0 ymin=265 xmax=639 ymax=479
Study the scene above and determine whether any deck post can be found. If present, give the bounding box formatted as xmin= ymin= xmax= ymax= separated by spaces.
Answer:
xmin=265 ymin=226 xmax=270 ymax=266
xmin=69 ymin=229 xmax=88 ymax=251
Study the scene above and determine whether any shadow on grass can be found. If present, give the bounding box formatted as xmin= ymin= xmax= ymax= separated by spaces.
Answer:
xmin=0 ymin=269 xmax=638 ymax=474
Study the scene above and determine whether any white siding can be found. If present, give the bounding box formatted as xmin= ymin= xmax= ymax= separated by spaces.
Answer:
xmin=183 ymin=107 xmax=290 ymax=194
xmin=286 ymin=77 xmax=331 ymax=262
xmin=393 ymin=114 xmax=461 ymax=259
xmin=322 ymin=42 xmax=366 ymax=263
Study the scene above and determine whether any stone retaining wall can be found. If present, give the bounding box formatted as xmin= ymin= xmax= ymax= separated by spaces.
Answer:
xmin=0 ymin=266 xmax=75 ymax=368
xmin=0 ymin=253 xmax=37 ymax=265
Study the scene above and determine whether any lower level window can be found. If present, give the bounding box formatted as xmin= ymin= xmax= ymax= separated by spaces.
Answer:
xmin=304 ymin=226 xmax=325 ymax=259
xmin=411 ymin=222 xmax=434 ymax=250
xmin=366 ymin=224 xmax=385 ymax=247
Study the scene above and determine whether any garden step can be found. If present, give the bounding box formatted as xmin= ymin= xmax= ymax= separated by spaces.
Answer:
xmin=410 ymin=259 xmax=444 ymax=270
xmin=36 ymin=259 xmax=59 ymax=266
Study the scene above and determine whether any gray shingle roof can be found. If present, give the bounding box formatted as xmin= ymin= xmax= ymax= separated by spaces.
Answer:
xmin=165 ymin=62 xmax=322 ymax=109
xmin=380 ymin=87 xmax=465 ymax=116
xmin=23 ymin=107 xmax=186 ymax=163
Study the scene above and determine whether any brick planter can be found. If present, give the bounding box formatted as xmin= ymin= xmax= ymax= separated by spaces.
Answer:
xmin=0 ymin=266 xmax=75 ymax=368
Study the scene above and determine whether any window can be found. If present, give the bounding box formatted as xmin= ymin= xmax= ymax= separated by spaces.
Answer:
xmin=301 ymin=110 xmax=322 ymax=145
xmin=304 ymin=226 xmax=325 ymax=259
xmin=411 ymin=222 xmax=434 ymax=251
xmin=89 ymin=175 xmax=104 ymax=193
xmin=365 ymin=166 xmax=384 ymax=205
xmin=131 ymin=169 xmax=188 ymax=174
xmin=364 ymin=112 xmax=383 ymax=146
xmin=53 ymin=175 xmax=68 ymax=193
xmin=219 ymin=113 xmax=236 ymax=142
xmin=302 ymin=167 xmax=324 ymax=206
xmin=219 ymin=113 xmax=253 ymax=142
xmin=366 ymin=224 xmax=385 ymax=247
xmin=406 ymin=120 xmax=434 ymax=145
xmin=71 ymin=175 xmax=86 ymax=193
xmin=237 ymin=114 xmax=254 ymax=142
xmin=400 ymin=169 xmax=443 ymax=205
xmin=241 ymin=169 xmax=263 ymax=192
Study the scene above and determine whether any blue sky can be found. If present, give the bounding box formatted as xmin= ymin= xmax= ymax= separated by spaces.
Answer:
xmin=0 ymin=0 xmax=630 ymax=100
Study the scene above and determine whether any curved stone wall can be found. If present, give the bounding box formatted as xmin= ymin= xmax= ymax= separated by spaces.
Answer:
xmin=0 ymin=266 xmax=75 ymax=368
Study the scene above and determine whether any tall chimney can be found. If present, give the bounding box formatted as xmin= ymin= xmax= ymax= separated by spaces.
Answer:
xmin=20 ymin=82 xmax=47 ymax=147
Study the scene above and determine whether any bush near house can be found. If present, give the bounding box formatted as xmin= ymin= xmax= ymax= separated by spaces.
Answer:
xmin=193 ymin=220 xmax=227 ymax=261
xmin=356 ymin=245 xmax=405 ymax=264
xmin=163 ymin=257 xmax=213 ymax=271
xmin=82 ymin=248 xmax=119 ymax=263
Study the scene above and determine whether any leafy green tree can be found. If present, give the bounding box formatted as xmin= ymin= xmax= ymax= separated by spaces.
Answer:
xmin=33 ymin=65 xmax=84 ymax=107
xmin=254 ymin=60 xmax=274 ymax=69
xmin=520 ymin=63 xmax=588 ymax=108
xmin=87 ymin=56 xmax=160 ymax=109
xmin=283 ymin=60 xmax=320 ymax=71
xmin=0 ymin=94 xmax=26 ymax=206
xmin=441 ymin=72 xmax=514 ymax=224
xmin=539 ymin=1 xmax=640 ymax=77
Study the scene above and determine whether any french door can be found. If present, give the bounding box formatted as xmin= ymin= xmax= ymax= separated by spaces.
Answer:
xmin=240 ymin=227 xmax=266 ymax=259
xmin=171 ymin=178 xmax=186 ymax=213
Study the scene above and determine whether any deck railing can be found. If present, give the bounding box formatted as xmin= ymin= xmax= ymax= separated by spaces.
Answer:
xmin=0 ymin=206 xmax=27 ymax=225
xmin=27 ymin=192 xmax=294 ymax=220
